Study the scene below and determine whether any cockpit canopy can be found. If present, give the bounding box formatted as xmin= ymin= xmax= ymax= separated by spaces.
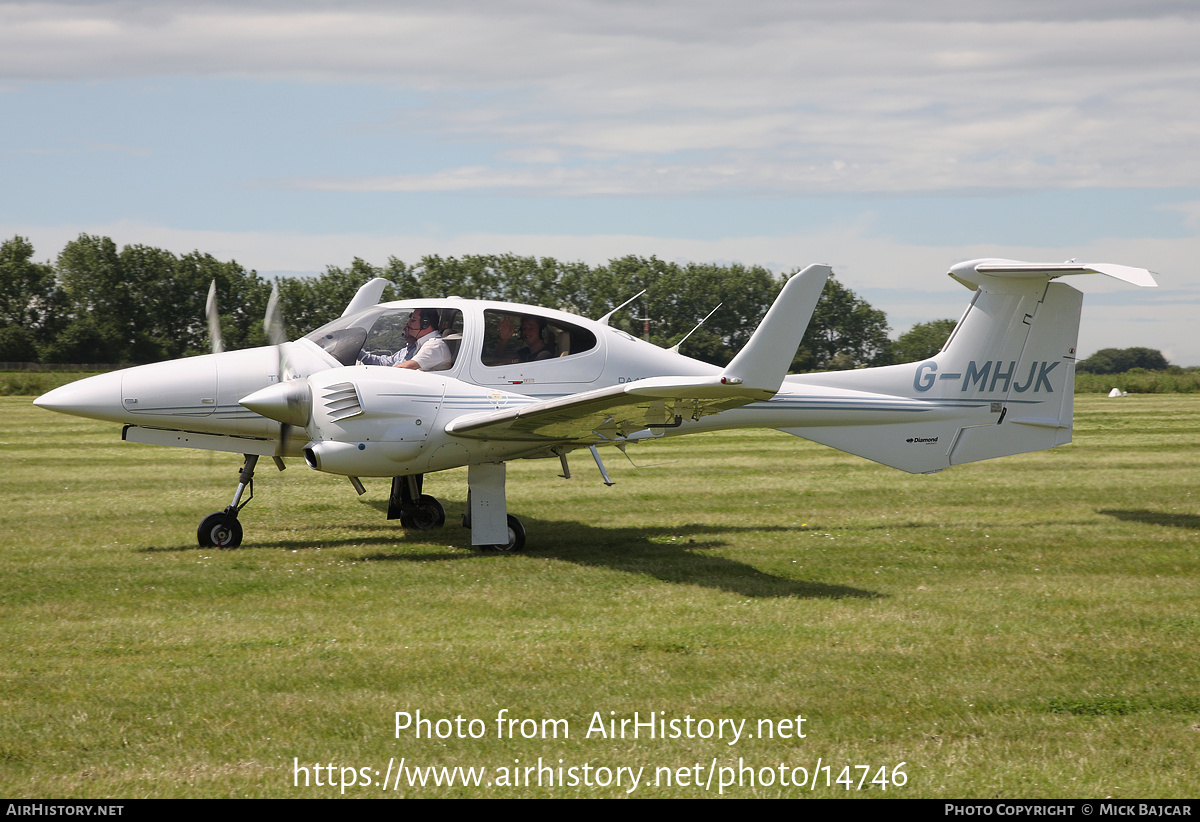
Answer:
xmin=304 ymin=304 xmax=599 ymax=374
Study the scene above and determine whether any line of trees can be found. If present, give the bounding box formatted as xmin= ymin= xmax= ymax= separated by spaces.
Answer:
xmin=1076 ymin=347 xmax=1170 ymax=374
xmin=3 ymin=234 xmax=975 ymax=371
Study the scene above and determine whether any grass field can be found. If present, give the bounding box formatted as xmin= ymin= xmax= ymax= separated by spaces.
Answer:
xmin=1 ymin=394 xmax=1197 ymax=798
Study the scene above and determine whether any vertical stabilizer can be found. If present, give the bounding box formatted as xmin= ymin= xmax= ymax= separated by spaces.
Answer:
xmin=938 ymin=280 xmax=1082 ymax=465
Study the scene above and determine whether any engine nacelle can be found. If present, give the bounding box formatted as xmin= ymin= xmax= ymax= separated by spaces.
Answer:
xmin=303 ymin=439 xmax=427 ymax=476
xmin=245 ymin=365 xmax=542 ymax=477
xmin=292 ymin=366 xmax=446 ymax=476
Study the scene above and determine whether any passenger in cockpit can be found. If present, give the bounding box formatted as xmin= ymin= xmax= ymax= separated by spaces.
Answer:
xmin=495 ymin=315 xmax=555 ymax=363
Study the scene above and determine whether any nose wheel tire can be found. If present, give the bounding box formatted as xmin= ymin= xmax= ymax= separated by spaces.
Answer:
xmin=198 ymin=512 xmax=243 ymax=549
xmin=481 ymin=515 xmax=525 ymax=553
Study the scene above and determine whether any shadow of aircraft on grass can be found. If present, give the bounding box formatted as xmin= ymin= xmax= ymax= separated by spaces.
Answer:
xmin=350 ymin=497 xmax=876 ymax=600
xmin=1100 ymin=509 xmax=1200 ymax=530
xmin=371 ymin=522 xmax=876 ymax=600
xmin=141 ymin=502 xmax=878 ymax=601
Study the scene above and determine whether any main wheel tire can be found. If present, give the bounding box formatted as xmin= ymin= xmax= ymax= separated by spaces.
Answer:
xmin=481 ymin=515 xmax=525 ymax=553
xmin=198 ymin=512 xmax=243 ymax=549
xmin=408 ymin=495 xmax=446 ymax=530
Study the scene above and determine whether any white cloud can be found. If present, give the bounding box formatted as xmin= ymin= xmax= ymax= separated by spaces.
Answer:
xmin=3 ymin=3 xmax=1196 ymax=360
xmin=4 ymin=2 xmax=1200 ymax=194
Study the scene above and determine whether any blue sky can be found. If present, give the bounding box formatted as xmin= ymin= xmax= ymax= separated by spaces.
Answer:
xmin=2 ymin=1 xmax=1197 ymax=363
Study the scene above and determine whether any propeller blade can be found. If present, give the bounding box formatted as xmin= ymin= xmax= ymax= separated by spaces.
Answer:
xmin=264 ymin=282 xmax=286 ymax=347
xmin=206 ymin=280 xmax=224 ymax=354
xmin=263 ymin=281 xmax=292 ymax=452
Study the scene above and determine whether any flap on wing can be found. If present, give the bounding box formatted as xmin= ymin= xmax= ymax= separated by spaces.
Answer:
xmin=445 ymin=377 xmax=763 ymax=443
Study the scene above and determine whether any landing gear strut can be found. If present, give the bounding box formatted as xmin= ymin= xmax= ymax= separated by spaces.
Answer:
xmin=198 ymin=454 xmax=257 ymax=548
xmin=478 ymin=515 xmax=526 ymax=553
xmin=466 ymin=462 xmax=525 ymax=552
xmin=389 ymin=474 xmax=446 ymax=530
xmin=387 ymin=467 xmax=526 ymax=552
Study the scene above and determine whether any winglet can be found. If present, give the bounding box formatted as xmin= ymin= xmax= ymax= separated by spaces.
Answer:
xmin=722 ymin=264 xmax=831 ymax=394
xmin=341 ymin=278 xmax=391 ymax=318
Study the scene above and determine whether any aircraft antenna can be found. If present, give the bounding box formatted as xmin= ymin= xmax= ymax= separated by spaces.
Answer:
xmin=597 ymin=290 xmax=646 ymax=326
xmin=668 ymin=302 xmax=722 ymax=353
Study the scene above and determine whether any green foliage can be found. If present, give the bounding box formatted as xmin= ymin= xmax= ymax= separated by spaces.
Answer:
xmin=0 ymin=325 xmax=38 ymax=361
xmin=45 ymin=234 xmax=272 ymax=363
xmin=0 ymin=236 xmax=62 ymax=357
xmin=284 ymin=252 xmax=785 ymax=367
xmin=277 ymin=259 xmax=385 ymax=339
xmin=1077 ymin=346 xmax=1170 ymax=374
xmin=891 ymin=318 xmax=957 ymax=364
xmin=32 ymin=236 xmax=1191 ymax=385
xmin=1074 ymin=368 xmax=1200 ymax=394
xmin=180 ymin=251 xmax=272 ymax=351
xmin=586 ymin=256 xmax=783 ymax=365
xmin=792 ymin=275 xmax=891 ymax=371
xmin=39 ymin=315 xmax=119 ymax=364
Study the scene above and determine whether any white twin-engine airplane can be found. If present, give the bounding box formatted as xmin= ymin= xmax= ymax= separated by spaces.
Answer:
xmin=34 ymin=258 xmax=1156 ymax=551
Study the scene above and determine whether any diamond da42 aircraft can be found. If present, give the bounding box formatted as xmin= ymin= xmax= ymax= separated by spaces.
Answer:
xmin=34 ymin=258 xmax=1156 ymax=551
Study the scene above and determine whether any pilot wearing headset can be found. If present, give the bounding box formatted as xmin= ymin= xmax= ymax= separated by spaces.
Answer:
xmin=359 ymin=308 xmax=452 ymax=371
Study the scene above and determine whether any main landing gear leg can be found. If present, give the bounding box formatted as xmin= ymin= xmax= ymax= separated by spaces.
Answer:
xmin=388 ymin=474 xmax=446 ymax=530
xmin=197 ymin=454 xmax=257 ymax=549
xmin=468 ymin=462 xmax=525 ymax=552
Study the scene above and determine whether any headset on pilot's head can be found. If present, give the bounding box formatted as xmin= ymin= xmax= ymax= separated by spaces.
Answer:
xmin=410 ymin=308 xmax=440 ymax=331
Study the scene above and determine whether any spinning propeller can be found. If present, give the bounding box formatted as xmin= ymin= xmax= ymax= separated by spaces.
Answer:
xmin=206 ymin=279 xmax=311 ymax=452
xmin=205 ymin=280 xmax=224 ymax=354
xmin=262 ymin=282 xmax=310 ymax=451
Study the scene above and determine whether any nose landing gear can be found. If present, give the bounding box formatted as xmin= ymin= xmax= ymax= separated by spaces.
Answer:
xmin=198 ymin=510 xmax=243 ymax=548
xmin=197 ymin=454 xmax=259 ymax=549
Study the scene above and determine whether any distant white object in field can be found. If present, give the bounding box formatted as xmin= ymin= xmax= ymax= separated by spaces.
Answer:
xmin=1108 ymin=388 xmax=1128 ymax=397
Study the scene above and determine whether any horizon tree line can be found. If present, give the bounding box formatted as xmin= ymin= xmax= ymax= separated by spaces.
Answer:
xmin=0 ymin=234 xmax=1173 ymax=374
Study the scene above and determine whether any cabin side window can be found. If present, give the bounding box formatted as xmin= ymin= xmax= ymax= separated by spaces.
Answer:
xmin=480 ymin=310 xmax=597 ymax=367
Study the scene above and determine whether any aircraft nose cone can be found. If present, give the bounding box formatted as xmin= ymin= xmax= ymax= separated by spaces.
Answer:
xmin=240 ymin=380 xmax=311 ymax=427
xmin=33 ymin=371 xmax=127 ymax=422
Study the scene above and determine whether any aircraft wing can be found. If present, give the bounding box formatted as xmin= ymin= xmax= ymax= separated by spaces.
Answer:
xmin=444 ymin=377 xmax=764 ymax=443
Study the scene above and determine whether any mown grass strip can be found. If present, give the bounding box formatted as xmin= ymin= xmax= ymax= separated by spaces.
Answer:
xmin=1 ymin=395 xmax=1197 ymax=797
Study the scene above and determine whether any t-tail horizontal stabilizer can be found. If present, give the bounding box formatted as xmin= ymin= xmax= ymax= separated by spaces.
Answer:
xmin=777 ymin=259 xmax=1157 ymax=474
